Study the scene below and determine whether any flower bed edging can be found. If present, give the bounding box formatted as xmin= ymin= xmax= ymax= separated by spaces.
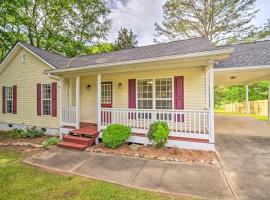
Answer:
xmin=85 ymin=148 xmax=218 ymax=165
xmin=0 ymin=142 xmax=41 ymax=148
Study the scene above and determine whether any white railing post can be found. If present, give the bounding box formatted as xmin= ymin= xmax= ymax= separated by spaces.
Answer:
xmin=97 ymin=73 xmax=101 ymax=131
xmin=76 ymin=76 xmax=80 ymax=129
xmin=246 ymin=83 xmax=249 ymax=114
xmin=208 ymin=61 xmax=215 ymax=144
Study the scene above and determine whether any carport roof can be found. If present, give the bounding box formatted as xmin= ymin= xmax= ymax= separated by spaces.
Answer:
xmin=215 ymin=40 xmax=270 ymax=69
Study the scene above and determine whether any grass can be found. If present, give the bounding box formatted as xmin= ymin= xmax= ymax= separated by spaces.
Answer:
xmin=215 ymin=110 xmax=268 ymax=121
xmin=0 ymin=149 xmax=195 ymax=200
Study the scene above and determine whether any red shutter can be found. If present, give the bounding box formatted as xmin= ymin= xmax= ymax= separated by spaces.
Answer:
xmin=174 ymin=76 xmax=184 ymax=122
xmin=51 ymin=82 xmax=57 ymax=117
xmin=13 ymin=85 xmax=17 ymax=114
xmin=37 ymin=84 xmax=41 ymax=116
xmin=128 ymin=79 xmax=136 ymax=119
xmin=2 ymin=86 xmax=5 ymax=114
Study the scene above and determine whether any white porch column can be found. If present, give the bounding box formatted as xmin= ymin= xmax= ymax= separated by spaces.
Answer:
xmin=246 ymin=83 xmax=249 ymax=114
xmin=209 ymin=62 xmax=215 ymax=144
xmin=268 ymin=80 xmax=270 ymax=123
xmin=97 ymin=73 xmax=101 ymax=131
xmin=59 ymin=77 xmax=64 ymax=138
xmin=69 ymin=78 xmax=73 ymax=106
xmin=76 ymin=76 xmax=80 ymax=129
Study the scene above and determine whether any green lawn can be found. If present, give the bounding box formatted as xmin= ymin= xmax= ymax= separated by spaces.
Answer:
xmin=215 ymin=110 xmax=268 ymax=121
xmin=0 ymin=149 xmax=194 ymax=200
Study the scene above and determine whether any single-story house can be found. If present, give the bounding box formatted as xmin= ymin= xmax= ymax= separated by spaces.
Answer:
xmin=1 ymin=37 xmax=270 ymax=151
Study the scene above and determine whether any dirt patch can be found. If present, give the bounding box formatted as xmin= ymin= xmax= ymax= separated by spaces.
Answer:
xmin=87 ymin=143 xmax=217 ymax=164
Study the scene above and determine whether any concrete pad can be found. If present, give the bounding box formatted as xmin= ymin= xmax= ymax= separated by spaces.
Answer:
xmin=73 ymin=153 xmax=145 ymax=185
xmin=24 ymin=147 xmax=233 ymax=199
xmin=215 ymin=114 xmax=270 ymax=137
xmin=160 ymin=162 xmax=232 ymax=200
xmin=217 ymin=135 xmax=270 ymax=200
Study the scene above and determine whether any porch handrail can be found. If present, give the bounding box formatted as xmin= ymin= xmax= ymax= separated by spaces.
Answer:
xmin=99 ymin=108 xmax=210 ymax=140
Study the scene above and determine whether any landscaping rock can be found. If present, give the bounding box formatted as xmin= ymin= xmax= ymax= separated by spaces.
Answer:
xmin=129 ymin=144 xmax=140 ymax=151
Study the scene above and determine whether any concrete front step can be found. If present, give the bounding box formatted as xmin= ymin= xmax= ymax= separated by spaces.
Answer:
xmin=57 ymin=141 xmax=88 ymax=151
xmin=63 ymin=135 xmax=93 ymax=146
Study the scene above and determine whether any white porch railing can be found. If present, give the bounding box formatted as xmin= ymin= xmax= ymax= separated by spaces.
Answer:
xmin=100 ymin=108 xmax=210 ymax=140
xmin=61 ymin=107 xmax=77 ymax=127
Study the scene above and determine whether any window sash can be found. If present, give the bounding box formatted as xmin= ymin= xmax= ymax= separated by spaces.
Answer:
xmin=5 ymin=86 xmax=13 ymax=113
xmin=101 ymin=83 xmax=112 ymax=104
xmin=42 ymin=83 xmax=51 ymax=115
xmin=136 ymin=78 xmax=173 ymax=110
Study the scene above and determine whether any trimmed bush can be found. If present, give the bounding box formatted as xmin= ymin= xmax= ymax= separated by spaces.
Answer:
xmin=9 ymin=127 xmax=44 ymax=138
xmin=102 ymin=124 xmax=131 ymax=148
xmin=41 ymin=137 xmax=60 ymax=149
xmin=147 ymin=121 xmax=169 ymax=148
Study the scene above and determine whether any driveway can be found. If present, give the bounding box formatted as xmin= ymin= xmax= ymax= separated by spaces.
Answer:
xmin=24 ymin=147 xmax=233 ymax=200
xmin=216 ymin=114 xmax=270 ymax=200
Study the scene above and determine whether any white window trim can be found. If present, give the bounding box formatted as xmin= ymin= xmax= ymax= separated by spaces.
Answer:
xmin=5 ymin=86 xmax=13 ymax=114
xmin=41 ymin=83 xmax=52 ymax=116
xmin=136 ymin=77 xmax=174 ymax=110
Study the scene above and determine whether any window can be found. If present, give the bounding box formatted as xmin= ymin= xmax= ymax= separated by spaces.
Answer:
xmin=137 ymin=79 xmax=153 ymax=109
xmin=42 ymin=84 xmax=51 ymax=115
xmin=155 ymin=78 xmax=172 ymax=109
xmin=21 ymin=54 xmax=26 ymax=62
xmin=101 ymin=83 xmax=112 ymax=105
xmin=5 ymin=86 xmax=13 ymax=113
xmin=137 ymin=78 xmax=173 ymax=110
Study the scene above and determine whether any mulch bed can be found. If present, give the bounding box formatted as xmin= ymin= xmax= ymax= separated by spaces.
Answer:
xmin=0 ymin=131 xmax=52 ymax=148
xmin=87 ymin=143 xmax=218 ymax=165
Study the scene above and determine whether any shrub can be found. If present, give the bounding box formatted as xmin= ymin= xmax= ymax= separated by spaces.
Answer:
xmin=102 ymin=124 xmax=131 ymax=148
xmin=147 ymin=121 xmax=169 ymax=148
xmin=9 ymin=127 xmax=44 ymax=138
xmin=10 ymin=129 xmax=27 ymax=138
xmin=41 ymin=137 xmax=60 ymax=149
xmin=25 ymin=127 xmax=44 ymax=138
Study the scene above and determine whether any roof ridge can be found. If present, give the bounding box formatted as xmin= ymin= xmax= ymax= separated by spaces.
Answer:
xmin=73 ymin=37 xmax=210 ymax=58
xmin=218 ymin=39 xmax=270 ymax=48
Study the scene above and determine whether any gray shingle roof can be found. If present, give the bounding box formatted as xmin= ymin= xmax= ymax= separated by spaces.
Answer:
xmin=21 ymin=43 xmax=69 ymax=68
xmin=215 ymin=40 xmax=270 ymax=69
xmin=66 ymin=37 xmax=215 ymax=69
xmin=20 ymin=37 xmax=216 ymax=69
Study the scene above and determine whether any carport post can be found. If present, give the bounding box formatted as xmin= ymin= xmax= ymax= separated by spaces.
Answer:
xmin=268 ymin=80 xmax=270 ymax=123
xmin=208 ymin=61 xmax=215 ymax=144
xmin=246 ymin=83 xmax=249 ymax=114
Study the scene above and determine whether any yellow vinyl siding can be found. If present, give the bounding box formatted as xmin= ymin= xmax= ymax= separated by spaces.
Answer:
xmin=0 ymin=48 xmax=60 ymax=129
xmin=79 ymin=67 xmax=206 ymax=123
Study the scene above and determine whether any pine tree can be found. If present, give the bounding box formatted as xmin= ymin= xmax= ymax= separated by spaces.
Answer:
xmin=114 ymin=28 xmax=138 ymax=50
xmin=154 ymin=0 xmax=258 ymax=44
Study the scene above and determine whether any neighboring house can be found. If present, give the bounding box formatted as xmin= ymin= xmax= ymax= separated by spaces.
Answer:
xmin=1 ymin=38 xmax=270 ymax=151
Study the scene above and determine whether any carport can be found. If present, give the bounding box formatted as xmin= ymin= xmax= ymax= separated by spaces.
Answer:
xmin=214 ymin=40 xmax=270 ymax=200
xmin=215 ymin=40 xmax=270 ymax=123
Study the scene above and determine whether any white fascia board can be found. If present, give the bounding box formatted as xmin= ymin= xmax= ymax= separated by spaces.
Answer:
xmin=49 ymin=48 xmax=233 ymax=74
xmin=214 ymin=65 xmax=270 ymax=72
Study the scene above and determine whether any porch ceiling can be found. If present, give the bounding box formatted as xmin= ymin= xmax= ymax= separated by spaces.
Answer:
xmin=214 ymin=66 xmax=270 ymax=86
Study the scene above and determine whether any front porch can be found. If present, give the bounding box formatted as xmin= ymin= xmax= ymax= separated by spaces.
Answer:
xmin=58 ymin=59 xmax=215 ymax=150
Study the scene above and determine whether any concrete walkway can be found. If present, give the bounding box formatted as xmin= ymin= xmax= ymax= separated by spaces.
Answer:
xmin=24 ymin=148 xmax=233 ymax=200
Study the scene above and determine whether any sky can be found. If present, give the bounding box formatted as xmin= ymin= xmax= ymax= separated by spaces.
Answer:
xmin=108 ymin=0 xmax=270 ymax=46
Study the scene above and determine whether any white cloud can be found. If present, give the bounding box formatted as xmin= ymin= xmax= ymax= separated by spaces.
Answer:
xmin=108 ymin=0 xmax=166 ymax=45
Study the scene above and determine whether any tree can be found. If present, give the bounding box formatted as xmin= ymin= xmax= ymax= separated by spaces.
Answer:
xmin=214 ymin=81 xmax=269 ymax=108
xmin=114 ymin=27 xmax=138 ymax=50
xmin=0 ymin=0 xmax=111 ymax=60
xmin=86 ymin=42 xmax=115 ymax=54
xmin=154 ymin=0 xmax=258 ymax=44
